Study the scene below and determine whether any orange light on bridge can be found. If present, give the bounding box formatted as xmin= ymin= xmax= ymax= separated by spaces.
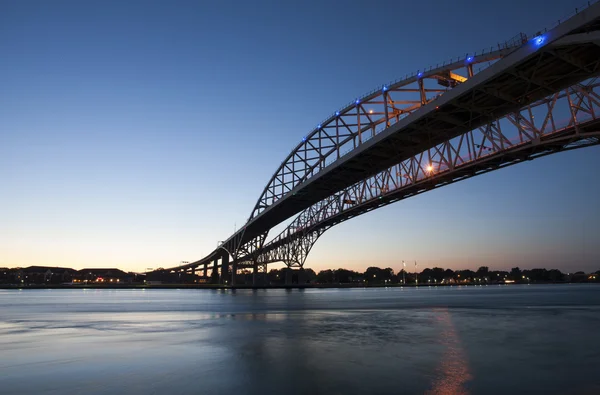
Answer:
xmin=426 ymin=165 xmax=434 ymax=173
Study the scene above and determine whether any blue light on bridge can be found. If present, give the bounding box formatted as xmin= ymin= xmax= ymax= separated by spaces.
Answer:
xmin=417 ymin=72 xmax=423 ymax=78
xmin=355 ymin=99 xmax=360 ymax=105
xmin=533 ymin=35 xmax=545 ymax=46
xmin=302 ymin=136 xmax=307 ymax=142
xmin=466 ymin=56 xmax=474 ymax=63
xmin=382 ymin=85 xmax=388 ymax=92
xmin=335 ymin=111 xmax=340 ymax=117
xmin=317 ymin=124 xmax=321 ymax=129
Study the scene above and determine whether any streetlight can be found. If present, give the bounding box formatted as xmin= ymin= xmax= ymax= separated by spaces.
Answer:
xmin=414 ymin=261 xmax=418 ymax=285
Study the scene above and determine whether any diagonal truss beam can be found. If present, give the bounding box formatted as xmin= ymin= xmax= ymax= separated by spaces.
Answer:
xmin=242 ymin=79 xmax=600 ymax=267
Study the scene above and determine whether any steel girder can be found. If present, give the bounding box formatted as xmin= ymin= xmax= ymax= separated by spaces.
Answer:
xmin=240 ymin=79 xmax=600 ymax=268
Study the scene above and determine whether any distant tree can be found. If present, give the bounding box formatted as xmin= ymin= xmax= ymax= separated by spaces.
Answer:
xmin=416 ymin=267 xmax=443 ymax=283
xmin=383 ymin=268 xmax=394 ymax=279
xmin=443 ymin=269 xmax=455 ymax=279
xmin=493 ymin=271 xmax=509 ymax=281
xmin=548 ymin=269 xmax=564 ymax=282
xmin=510 ymin=267 xmax=522 ymax=281
xmin=303 ymin=268 xmax=317 ymax=283
xmin=316 ymin=269 xmax=334 ymax=284
xmin=456 ymin=269 xmax=475 ymax=282
xmin=420 ymin=268 xmax=433 ymax=283
xmin=529 ymin=268 xmax=549 ymax=282
xmin=364 ymin=267 xmax=393 ymax=283
xmin=476 ymin=266 xmax=489 ymax=277
xmin=364 ymin=267 xmax=381 ymax=282
xmin=431 ymin=267 xmax=445 ymax=282
xmin=333 ymin=269 xmax=362 ymax=283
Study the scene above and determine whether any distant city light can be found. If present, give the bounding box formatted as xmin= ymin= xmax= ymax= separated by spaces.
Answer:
xmin=533 ymin=35 xmax=545 ymax=46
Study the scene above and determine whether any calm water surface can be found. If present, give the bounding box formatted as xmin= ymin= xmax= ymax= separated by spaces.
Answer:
xmin=1 ymin=285 xmax=599 ymax=394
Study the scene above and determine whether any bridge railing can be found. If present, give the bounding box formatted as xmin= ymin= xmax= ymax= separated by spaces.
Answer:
xmin=533 ymin=0 xmax=598 ymax=36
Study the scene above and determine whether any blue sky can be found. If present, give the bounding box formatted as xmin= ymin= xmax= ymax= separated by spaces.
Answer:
xmin=1 ymin=0 xmax=599 ymax=273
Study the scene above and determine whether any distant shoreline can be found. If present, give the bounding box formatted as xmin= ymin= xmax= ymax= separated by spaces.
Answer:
xmin=1 ymin=282 xmax=597 ymax=290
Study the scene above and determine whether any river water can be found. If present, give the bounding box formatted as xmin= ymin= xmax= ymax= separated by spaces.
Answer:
xmin=0 ymin=285 xmax=599 ymax=394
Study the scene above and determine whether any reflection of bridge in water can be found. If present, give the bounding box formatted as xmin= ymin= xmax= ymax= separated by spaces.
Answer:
xmin=162 ymin=3 xmax=600 ymax=285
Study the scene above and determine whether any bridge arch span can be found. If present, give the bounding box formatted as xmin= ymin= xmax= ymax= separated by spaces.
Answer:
xmin=244 ymin=79 xmax=600 ymax=268
xmin=163 ymin=2 xmax=600 ymax=285
xmin=249 ymin=45 xmax=521 ymax=221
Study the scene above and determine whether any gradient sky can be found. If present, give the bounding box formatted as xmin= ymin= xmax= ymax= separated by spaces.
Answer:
xmin=1 ymin=0 xmax=599 ymax=274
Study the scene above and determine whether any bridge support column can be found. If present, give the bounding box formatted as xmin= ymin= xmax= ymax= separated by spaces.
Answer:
xmin=252 ymin=261 xmax=259 ymax=286
xmin=220 ymin=254 xmax=229 ymax=285
xmin=231 ymin=260 xmax=237 ymax=287
xmin=211 ymin=259 xmax=219 ymax=283
xmin=203 ymin=265 xmax=207 ymax=278
xmin=285 ymin=268 xmax=292 ymax=286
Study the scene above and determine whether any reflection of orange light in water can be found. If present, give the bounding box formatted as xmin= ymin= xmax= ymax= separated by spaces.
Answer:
xmin=426 ymin=308 xmax=472 ymax=395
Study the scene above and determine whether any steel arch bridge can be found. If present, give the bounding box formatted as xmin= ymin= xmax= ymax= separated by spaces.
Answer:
xmin=163 ymin=2 xmax=600 ymax=285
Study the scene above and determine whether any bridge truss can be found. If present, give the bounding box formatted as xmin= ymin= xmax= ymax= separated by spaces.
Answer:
xmin=163 ymin=2 xmax=600 ymax=285
xmin=236 ymin=79 xmax=600 ymax=269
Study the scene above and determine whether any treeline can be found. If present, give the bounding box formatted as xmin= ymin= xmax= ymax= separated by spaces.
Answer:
xmin=265 ymin=266 xmax=599 ymax=285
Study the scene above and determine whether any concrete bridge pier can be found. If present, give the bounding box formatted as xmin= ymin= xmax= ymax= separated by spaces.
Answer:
xmin=220 ymin=254 xmax=229 ymax=285
xmin=252 ymin=261 xmax=259 ymax=286
xmin=211 ymin=259 xmax=219 ymax=283
xmin=203 ymin=265 xmax=207 ymax=278
xmin=285 ymin=268 xmax=292 ymax=286
xmin=231 ymin=260 xmax=237 ymax=286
